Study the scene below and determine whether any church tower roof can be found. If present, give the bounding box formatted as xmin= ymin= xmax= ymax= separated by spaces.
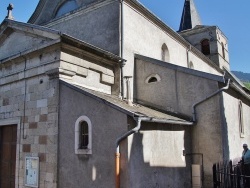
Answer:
xmin=178 ymin=0 xmax=202 ymax=32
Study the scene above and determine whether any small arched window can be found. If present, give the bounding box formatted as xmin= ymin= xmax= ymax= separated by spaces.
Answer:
xmin=239 ymin=100 xmax=244 ymax=137
xmin=55 ymin=0 xmax=78 ymax=18
xmin=145 ymin=74 xmax=161 ymax=84
xmin=75 ymin=116 xmax=92 ymax=154
xmin=201 ymin=39 xmax=210 ymax=55
xmin=79 ymin=121 xmax=88 ymax=149
xmin=161 ymin=43 xmax=170 ymax=62
xmin=221 ymin=42 xmax=225 ymax=59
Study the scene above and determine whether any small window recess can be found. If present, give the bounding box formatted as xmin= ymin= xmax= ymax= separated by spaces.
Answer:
xmin=145 ymin=74 xmax=161 ymax=84
xmin=201 ymin=39 xmax=210 ymax=55
xmin=221 ymin=42 xmax=225 ymax=59
xmin=75 ymin=116 xmax=92 ymax=154
xmin=161 ymin=43 xmax=170 ymax=62
xmin=239 ymin=100 xmax=245 ymax=138
xmin=188 ymin=61 xmax=194 ymax=69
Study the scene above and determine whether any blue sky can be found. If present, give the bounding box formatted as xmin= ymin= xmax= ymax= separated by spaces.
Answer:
xmin=0 ymin=0 xmax=249 ymax=73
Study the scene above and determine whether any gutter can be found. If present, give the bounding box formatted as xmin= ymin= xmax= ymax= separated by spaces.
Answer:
xmin=115 ymin=116 xmax=194 ymax=188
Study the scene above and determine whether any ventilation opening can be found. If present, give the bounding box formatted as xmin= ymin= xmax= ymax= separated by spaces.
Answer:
xmin=145 ymin=74 xmax=161 ymax=84
xmin=148 ymin=77 xmax=158 ymax=83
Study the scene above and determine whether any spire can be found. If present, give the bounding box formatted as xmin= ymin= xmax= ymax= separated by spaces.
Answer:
xmin=179 ymin=0 xmax=201 ymax=32
xmin=6 ymin=3 xmax=14 ymax=20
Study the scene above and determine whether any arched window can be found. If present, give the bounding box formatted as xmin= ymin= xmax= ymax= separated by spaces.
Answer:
xmin=221 ymin=42 xmax=225 ymax=59
xmin=161 ymin=43 xmax=170 ymax=62
xmin=75 ymin=116 xmax=92 ymax=154
xmin=201 ymin=39 xmax=210 ymax=55
xmin=239 ymin=100 xmax=244 ymax=137
xmin=145 ymin=74 xmax=161 ymax=84
xmin=55 ymin=0 xmax=78 ymax=18
xmin=79 ymin=121 xmax=88 ymax=149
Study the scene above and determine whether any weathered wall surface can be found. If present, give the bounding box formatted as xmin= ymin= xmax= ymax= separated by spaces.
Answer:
xmin=127 ymin=120 xmax=192 ymax=188
xmin=135 ymin=59 xmax=219 ymax=117
xmin=122 ymin=2 xmax=222 ymax=99
xmin=0 ymin=46 xmax=60 ymax=188
xmin=46 ymin=0 xmax=120 ymax=55
xmin=222 ymin=92 xmax=250 ymax=160
xmin=58 ymin=83 xmax=128 ymax=188
xmin=134 ymin=58 xmax=223 ymax=187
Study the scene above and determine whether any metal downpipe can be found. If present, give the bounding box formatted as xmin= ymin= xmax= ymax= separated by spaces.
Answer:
xmin=120 ymin=0 xmax=125 ymax=99
xmin=192 ymin=79 xmax=230 ymax=122
xmin=115 ymin=118 xmax=142 ymax=188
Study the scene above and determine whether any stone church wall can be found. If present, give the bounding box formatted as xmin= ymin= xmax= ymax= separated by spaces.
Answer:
xmin=58 ymin=83 xmax=128 ymax=188
xmin=0 ymin=47 xmax=60 ymax=188
xmin=134 ymin=57 xmax=224 ymax=187
xmin=222 ymin=92 xmax=250 ymax=160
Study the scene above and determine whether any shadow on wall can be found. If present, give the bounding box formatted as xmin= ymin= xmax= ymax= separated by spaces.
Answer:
xmin=127 ymin=122 xmax=192 ymax=188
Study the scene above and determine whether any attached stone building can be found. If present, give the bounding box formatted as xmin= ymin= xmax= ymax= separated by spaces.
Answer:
xmin=0 ymin=0 xmax=250 ymax=188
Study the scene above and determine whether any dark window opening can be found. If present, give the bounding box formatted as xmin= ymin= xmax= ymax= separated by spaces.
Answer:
xmin=201 ymin=39 xmax=210 ymax=55
xmin=148 ymin=77 xmax=158 ymax=83
xmin=222 ymin=42 xmax=225 ymax=58
xmin=79 ymin=121 xmax=88 ymax=149
xmin=239 ymin=101 xmax=244 ymax=136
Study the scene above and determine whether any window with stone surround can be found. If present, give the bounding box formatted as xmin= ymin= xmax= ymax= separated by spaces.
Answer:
xmin=145 ymin=74 xmax=161 ymax=84
xmin=239 ymin=100 xmax=244 ymax=137
xmin=75 ymin=116 xmax=92 ymax=154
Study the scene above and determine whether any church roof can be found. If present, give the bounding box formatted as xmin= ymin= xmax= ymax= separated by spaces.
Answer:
xmin=0 ymin=19 xmax=123 ymax=64
xmin=61 ymin=80 xmax=194 ymax=125
xmin=179 ymin=0 xmax=202 ymax=32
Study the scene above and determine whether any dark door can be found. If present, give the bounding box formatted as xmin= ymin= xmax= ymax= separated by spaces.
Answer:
xmin=0 ymin=125 xmax=17 ymax=188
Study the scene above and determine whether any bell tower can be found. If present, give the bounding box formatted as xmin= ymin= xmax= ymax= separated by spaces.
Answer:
xmin=178 ymin=0 xmax=229 ymax=70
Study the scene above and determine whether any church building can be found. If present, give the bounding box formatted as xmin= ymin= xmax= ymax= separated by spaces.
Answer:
xmin=0 ymin=0 xmax=250 ymax=187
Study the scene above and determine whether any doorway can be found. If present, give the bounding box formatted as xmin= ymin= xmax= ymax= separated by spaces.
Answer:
xmin=0 ymin=125 xmax=17 ymax=188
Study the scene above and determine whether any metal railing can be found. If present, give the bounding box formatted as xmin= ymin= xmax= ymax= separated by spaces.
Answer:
xmin=213 ymin=158 xmax=250 ymax=188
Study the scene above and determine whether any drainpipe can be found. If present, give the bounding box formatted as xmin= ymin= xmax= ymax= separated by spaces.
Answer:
xmin=192 ymin=79 xmax=230 ymax=122
xmin=186 ymin=45 xmax=191 ymax=68
xmin=20 ymin=52 xmax=27 ymax=139
xmin=124 ymin=76 xmax=133 ymax=106
xmin=115 ymin=117 xmax=143 ymax=188
xmin=120 ymin=0 xmax=125 ymax=99
xmin=115 ymin=117 xmax=193 ymax=188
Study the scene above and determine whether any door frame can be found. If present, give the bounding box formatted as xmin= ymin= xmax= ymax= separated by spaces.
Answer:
xmin=0 ymin=118 xmax=21 ymax=188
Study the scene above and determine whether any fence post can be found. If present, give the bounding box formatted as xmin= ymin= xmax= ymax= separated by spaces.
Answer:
xmin=213 ymin=164 xmax=217 ymax=188
xmin=229 ymin=160 xmax=233 ymax=187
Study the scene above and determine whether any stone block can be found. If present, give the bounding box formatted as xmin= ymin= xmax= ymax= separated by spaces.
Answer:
xmin=37 ymin=99 xmax=48 ymax=108
xmin=39 ymin=135 xmax=47 ymax=145
xmin=101 ymin=73 xmax=114 ymax=85
xmin=23 ymin=144 xmax=31 ymax=152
